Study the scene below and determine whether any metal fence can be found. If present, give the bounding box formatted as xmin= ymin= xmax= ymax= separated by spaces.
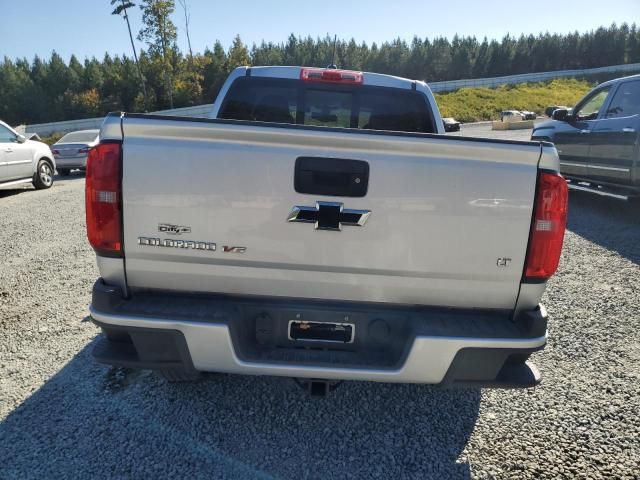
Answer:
xmin=25 ymin=104 xmax=212 ymax=136
xmin=428 ymin=62 xmax=640 ymax=93
xmin=24 ymin=62 xmax=640 ymax=136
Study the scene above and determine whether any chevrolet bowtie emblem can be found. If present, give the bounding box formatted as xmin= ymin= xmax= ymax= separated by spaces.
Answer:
xmin=287 ymin=201 xmax=371 ymax=231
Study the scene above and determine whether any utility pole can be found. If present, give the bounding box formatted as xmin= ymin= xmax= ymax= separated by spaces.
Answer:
xmin=111 ymin=0 xmax=149 ymax=110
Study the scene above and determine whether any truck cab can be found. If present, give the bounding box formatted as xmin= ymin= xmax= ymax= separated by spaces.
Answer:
xmin=532 ymin=74 xmax=640 ymax=197
xmin=210 ymin=66 xmax=444 ymax=134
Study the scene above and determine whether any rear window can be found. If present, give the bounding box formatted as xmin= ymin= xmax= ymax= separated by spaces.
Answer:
xmin=219 ymin=77 xmax=435 ymax=133
xmin=58 ymin=131 xmax=99 ymax=143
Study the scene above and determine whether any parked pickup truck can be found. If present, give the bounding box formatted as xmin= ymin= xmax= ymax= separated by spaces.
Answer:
xmin=87 ymin=66 xmax=568 ymax=393
xmin=532 ymin=74 xmax=640 ymax=199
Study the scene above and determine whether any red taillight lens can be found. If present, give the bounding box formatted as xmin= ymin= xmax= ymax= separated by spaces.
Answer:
xmin=85 ymin=142 xmax=122 ymax=256
xmin=79 ymin=147 xmax=90 ymax=154
xmin=52 ymin=149 xmax=60 ymax=155
xmin=524 ymin=171 xmax=568 ymax=281
xmin=300 ymin=67 xmax=363 ymax=85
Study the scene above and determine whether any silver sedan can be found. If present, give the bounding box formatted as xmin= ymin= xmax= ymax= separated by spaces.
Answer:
xmin=51 ymin=129 xmax=99 ymax=176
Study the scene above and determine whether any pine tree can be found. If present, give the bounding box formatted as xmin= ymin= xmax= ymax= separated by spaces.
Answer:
xmin=111 ymin=0 xmax=148 ymax=109
xmin=138 ymin=0 xmax=178 ymax=108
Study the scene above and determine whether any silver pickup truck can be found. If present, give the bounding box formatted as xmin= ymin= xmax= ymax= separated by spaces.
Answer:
xmin=87 ymin=66 xmax=568 ymax=393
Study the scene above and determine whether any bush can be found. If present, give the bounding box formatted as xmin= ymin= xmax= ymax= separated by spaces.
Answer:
xmin=39 ymin=133 xmax=64 ymax=145
xmin=435 ymin=78 xmax=594 ymax=122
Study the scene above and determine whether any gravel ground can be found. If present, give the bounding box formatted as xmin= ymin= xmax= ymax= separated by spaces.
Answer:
xmin=0 ymin=129 xmax=639 ymax=479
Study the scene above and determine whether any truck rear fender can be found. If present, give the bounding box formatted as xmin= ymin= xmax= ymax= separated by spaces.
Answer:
xmin=92 ymin=113 xmax=127 ymax=295
xmin=513 ymin=142 xmax=564 ymax=318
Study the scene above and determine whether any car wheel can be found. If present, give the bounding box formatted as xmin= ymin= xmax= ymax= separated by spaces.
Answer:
xmin=58 ymin=168 xmax=70 ymax=176
xmin=32 ymin=159 xmax=54 ymax=189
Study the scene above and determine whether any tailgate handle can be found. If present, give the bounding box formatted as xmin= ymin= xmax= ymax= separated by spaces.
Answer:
xmin=295 ymin=157 xmax=369 ymax=197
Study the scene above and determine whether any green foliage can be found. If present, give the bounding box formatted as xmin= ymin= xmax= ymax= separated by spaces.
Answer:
xmin=138 ymin=0 xmax=178 ymax=108
xmin=435 ymin=79 xmax=594 ymax=122
xmin=64 ymin=88 xmax=102 ymax=117
xmin=227 ymin=35 xmax=251 ymax=68
xmin=138 ymin=0 xmax=177 ymax=55
xmin=110 ymin=0 xmax=148 ymax=110
xmin=110 ymin=0 xmax=136 ymax=16
xmin=39 ymin=132 xmax=64 ymax=145
xmin=1 ymin=21 xmax=639 ymax=125
xmin=173 ymin=69 xmax=203 ymax=106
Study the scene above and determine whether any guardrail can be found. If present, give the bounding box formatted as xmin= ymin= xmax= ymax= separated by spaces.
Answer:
xmin=24 ymin=62 xmax=640 ymax=136
xmin=428 ymin=62 xmax=640 ymax=92
xmin=25 ymin=104 xmax=212 ymax=136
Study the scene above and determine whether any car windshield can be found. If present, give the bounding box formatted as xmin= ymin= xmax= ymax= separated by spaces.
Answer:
xmin=58 ymin=131 xmax=98 ymax=143
xmin=219 ymin=76 xmax=435 ymax=133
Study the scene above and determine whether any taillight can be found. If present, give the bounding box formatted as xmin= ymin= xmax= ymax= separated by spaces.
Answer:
xmin=300 ymin=67 xmax=363 ymax=85
xmin=79 ymin=147 xmax=90 ymax=154
xmin=85 ymin=142 xmax=122 ymax=257
xmin=52 ymin=149 xmax=60 ymax=155
xmin=524 ymin=171 xmax=568 ymax=281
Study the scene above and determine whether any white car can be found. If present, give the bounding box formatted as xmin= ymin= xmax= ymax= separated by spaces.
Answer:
xmin=0 ymin=120 xmax=56 ymax=190
xmin=500 ymin=110 xmax=526 ymax=122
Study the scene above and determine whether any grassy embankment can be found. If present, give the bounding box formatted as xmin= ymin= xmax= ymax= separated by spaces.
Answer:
xmin=435 ymin=78 xmax=594 ymax=122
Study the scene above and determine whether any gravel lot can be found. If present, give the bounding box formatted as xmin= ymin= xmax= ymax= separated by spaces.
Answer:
xmin=1 ymin=125 xmax=639 ymax=479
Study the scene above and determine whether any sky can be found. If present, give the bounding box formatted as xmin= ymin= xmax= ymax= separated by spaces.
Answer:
xmin=1 ymin=0 xmax=639 ymax=61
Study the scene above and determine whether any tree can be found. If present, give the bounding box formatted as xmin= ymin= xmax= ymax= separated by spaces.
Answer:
xmin=251 ymin=41 xmax=284 ymax=66
xmin=3 ymin=24 xmax=640 ymax=124
xmin=450 ymin=35 xmax=474 ymax=79
xmin=65 ymin=88 xmax=101 ymax=118
xmin=227 ymin=35 xmax=250 ymax=70
xmin=111 ymin=0 xmax=148 ymax=109
xmin=628 ymin=24 xmax=640 ymax=63
xmin=177 ymin=0 xmax=194 ymax=62
xmin=202 ymin=42 xmax=228 ymax=101
xmin=67 ymin=55 xmax=84 ymax=92
xmin=138 ymin=0 xmax=177 ymax=108
xmin=430 ymin=37 xmax=452 ymax=80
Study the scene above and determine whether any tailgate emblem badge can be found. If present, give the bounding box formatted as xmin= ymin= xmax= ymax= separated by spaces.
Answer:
xmin=287 ymin=201 xmax=371 ymax=231
xmin=158 ymin=223 xmax=191 ymax=235
xmin=223 ymin=246 xmax=247 ymax=253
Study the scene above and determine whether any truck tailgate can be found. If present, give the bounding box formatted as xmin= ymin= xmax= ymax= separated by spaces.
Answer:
xmin=119 ymin=115 xmax=542 ymax=309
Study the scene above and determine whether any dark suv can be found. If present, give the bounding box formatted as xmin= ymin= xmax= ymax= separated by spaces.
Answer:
xmin=531 ymin=74 xmax=640 ymax=198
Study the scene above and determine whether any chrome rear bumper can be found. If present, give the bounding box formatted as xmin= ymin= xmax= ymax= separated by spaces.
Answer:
xmin=54 ymin=156 xmax=87 ymax=169
xmin=90 ymin=280 xmax=547 ymax=387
